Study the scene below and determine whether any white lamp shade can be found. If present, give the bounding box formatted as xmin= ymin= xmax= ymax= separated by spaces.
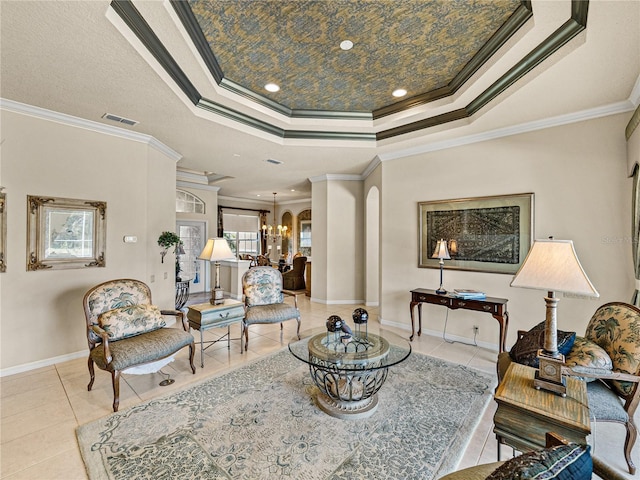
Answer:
xmin=431 ymin=239 xmax=451 ymax=260
xmin=198 ymin=238 xmax=234 ymax=262
xmin=510 ymin=239 xmax=599 ymax=296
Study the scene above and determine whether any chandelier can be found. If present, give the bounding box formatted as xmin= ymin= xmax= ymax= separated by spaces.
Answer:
xmin=262 ymin=192 xmax=287 ymax=242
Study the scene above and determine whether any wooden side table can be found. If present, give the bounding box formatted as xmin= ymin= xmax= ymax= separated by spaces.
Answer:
xmin=186 ymin=299 xmax=245 ymax=367
xmin=493 ymin=363 xmax=591 ymax=460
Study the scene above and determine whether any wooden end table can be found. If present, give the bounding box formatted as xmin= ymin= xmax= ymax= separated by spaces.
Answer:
xmin=493 ymin=363 xmax=590 ymax=460
xmin=186 ymin=299 xmax=245 ymax=367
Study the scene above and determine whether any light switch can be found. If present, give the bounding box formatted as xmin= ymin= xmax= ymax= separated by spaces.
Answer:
xmin=123 ymin=235 xmax=137 ymax=243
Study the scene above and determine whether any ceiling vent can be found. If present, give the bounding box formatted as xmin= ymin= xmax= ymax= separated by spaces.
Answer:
xmin=265 ymin=158 xmax=283 ymax=165
xmin=102 ymin=113 xmax=139 ymax=126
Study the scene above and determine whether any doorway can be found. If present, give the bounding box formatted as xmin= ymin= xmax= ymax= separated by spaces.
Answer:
xmin=177 ymin=221 xmax=207 ymax=294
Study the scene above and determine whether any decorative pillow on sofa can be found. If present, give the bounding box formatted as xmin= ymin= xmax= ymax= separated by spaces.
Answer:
xmin=98 ymin=304 xmax=165 ymax=340
xmin=486 ymin=443 xmax=592 ymax=480
xmin=509 ymin=321 xmax=576 ymax=368
xmin=564 ymin=336 xmax=613 ymax=382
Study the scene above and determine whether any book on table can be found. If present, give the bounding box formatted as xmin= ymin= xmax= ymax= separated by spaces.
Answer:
xmin=453 ymin=289 xmax=486 ymax=300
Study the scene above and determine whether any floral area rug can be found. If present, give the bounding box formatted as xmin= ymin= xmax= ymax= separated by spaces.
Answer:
xmin=76 ymin=348 xmax=495 ymax=480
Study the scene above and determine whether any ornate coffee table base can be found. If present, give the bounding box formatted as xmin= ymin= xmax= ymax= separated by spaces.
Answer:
xmin=315 ymin=392 xmax=379 ymax=419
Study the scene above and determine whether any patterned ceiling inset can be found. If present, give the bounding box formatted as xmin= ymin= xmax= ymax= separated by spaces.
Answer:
xmin=187 ymin=0 xmax=522 ymax=113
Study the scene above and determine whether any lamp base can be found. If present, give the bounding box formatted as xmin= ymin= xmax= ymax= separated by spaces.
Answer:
xmin=210 ymin=287 xmax=225 ymax=305
xmin=435 ymin=287 xmax=447 ymax=295
xmin=534 ymin=350 xmax=566 ymax=397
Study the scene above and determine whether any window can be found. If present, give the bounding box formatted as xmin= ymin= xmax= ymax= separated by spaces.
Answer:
xmin=222 ymin=213 xmax=260 ymax=257
xmin=176 ymin=190 xmax=205 ymax=214
xmin=224 ymin=231 xmax=260 ymax=257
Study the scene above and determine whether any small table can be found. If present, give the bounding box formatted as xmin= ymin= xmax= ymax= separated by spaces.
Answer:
xmin=493 ymin=363 xmax=591 ymax=459
xmin=289 ymin=329 xmax=411 ymax=419
xmin=186 ymin=299 xmax=245 ymax=367
xmin=410 ymin=288 xmax=509 ymax=352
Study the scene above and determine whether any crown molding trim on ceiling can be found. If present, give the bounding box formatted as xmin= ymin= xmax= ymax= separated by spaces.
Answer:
xmin=111 ymin=0 xmax=588 ymax=143
xmin=170 ymin=0 xmax=533 ymax=121
xmin=373 ymin=1 xmax=533 ymax=120
xmin=0 ymin=98 xmax=182 ymax=162
xmin=379 ymin=99 xmax=635 ymax=162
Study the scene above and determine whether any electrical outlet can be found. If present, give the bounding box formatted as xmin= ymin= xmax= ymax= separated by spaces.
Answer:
xmin=164 ymin=272 xmax=168 ymax=280
xmin=150 ymin=275 xmax=155 ymax=283
xmin=473 ymin=325 xmax=479 ymax=334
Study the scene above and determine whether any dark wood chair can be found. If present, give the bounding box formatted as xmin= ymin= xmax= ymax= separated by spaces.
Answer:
xmin=83 ymin=279 xmax=196 ymax=411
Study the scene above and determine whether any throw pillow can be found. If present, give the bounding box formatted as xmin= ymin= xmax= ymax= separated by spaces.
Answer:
xmin=564 ymin=336 xmax=613 ymax=382
xmin=487 ymin=443 xmax=592 ymax=480
xmin=98 ymin=304 xmax=166 ymax=340
xmin=509 ymin=321 xmax=576 ymax=368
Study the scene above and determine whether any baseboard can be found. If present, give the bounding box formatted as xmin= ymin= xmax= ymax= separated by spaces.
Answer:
xmin=309 ymin=297 xmax=365 ymax=305
xmin=379 ymin=318 xmax=499 ymax=352
xmin=1 ymin=350 xmax=86 ymax=377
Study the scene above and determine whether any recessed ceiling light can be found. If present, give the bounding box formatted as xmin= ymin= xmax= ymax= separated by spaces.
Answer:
xmin=392 ymin=89 xmax=407 ymax=98
xmin=265 ymin=83 xmax=280 ymax=92
xmin=340 ymin=40 xmax=353 ymax=51
xmin=291 ymin=189 xmax=295 ymax=192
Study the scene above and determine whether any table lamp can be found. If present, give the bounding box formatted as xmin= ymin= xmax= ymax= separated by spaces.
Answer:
xmin=198 ymin=237 xmax=235 ymax=305
xmin=432 ymin=239 xmax=450 ymax=294
xmin=510 ymin=238 xmax=599 ymax=396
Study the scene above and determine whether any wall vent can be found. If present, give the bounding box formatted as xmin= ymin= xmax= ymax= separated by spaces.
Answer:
xmin=102 ymin=113 xmax=139 ymax=126
xmin=266 ymin=158 xmax=283 ymax=165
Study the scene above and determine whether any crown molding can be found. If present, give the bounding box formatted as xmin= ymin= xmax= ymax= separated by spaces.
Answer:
xmin=0 ymin=98 xmax=182 ymax=162
xmin=309 ymin=174 xmax=364 ymax=183
xmin=379 ymin=99 xmax=636 ymax=162
xmin=176 ymin=181 xmax=220 ymax=192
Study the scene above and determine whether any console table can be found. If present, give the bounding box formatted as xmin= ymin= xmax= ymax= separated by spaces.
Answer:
xmin=493 ymin=363 xmax=590 ymax=459
xmin=409 ymin=288 xmax=509 ymax=352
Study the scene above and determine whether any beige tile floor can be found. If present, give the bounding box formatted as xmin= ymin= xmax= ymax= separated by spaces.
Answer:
xmin=1 ymin=293 xmax=637 ymax=479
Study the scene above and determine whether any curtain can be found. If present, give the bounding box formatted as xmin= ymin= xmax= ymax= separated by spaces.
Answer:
xmin=217 ymin=206 xmax=224 ymax=237
xmin=260 ymin=211 xmax=268 ymax=254
xmin=632 ymin=166 xmax=640 ymax=306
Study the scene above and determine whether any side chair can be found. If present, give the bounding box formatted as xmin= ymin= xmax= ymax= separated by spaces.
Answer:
xmin=241 ymin=266 xmax=301 ymax=352
xmin=83 ymin=278 xmax=196 ymax=412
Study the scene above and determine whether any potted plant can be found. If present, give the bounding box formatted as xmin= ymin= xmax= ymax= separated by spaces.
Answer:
xmin=157 ymin=231 xmax=181 ymax=264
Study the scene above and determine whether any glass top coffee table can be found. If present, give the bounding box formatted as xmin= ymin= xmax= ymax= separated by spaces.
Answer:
xmin=288 ymin=328 xmax=411 ymax=419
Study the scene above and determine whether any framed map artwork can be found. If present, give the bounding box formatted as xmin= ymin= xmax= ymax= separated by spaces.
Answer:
xmin=418 ymin=193 xmax=534 ymax=274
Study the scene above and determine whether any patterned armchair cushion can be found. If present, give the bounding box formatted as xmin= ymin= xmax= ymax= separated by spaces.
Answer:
xmin=486 ymin=443 xmax=592 ymax=480
xmin=565 ymin=336 xmax=613 ymax=382
xmin=86 ymin=279 xmax=151 ymax=323
xmin=98 ymin=304 xmax=166 ymax=341
xmin=243 ymin=267 xmax=284 ymax=307
xmin=584 ymin=303 xmax=640 ymax=397
xmin=509 ymin=321 xmax=576 ymax=368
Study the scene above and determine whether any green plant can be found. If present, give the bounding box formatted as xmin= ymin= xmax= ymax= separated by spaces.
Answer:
xmin=158 ymin=231 xmax=181 ymax=264
xmin=157 ymin=231 xmax=181 ymax=249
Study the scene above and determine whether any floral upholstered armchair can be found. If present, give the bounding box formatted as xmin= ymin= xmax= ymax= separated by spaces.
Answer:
xmin=497 ymin=302 xmax=640 ymax=474
xmin=83 ymin=279 xmax=196 ymax=412
xmin=241 ymin=266 xmax=301 ymax=351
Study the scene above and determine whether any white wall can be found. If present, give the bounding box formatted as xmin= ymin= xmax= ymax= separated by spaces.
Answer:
xmin=0 ymin=109 xmax=179 ymax=373
xmin=379 ymin=113 xmax=634 ymax=350
xmin=311 ymin=177 xmax=364 ymax=304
